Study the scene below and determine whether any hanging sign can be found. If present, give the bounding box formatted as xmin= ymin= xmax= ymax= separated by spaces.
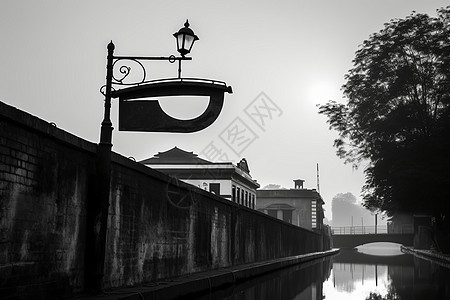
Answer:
xmin=112 ymin=79 xmax=232 ymax=133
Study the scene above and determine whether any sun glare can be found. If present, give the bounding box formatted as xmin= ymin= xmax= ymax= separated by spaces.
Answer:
xmin=307 ymin=81 xmax=342 ymax=104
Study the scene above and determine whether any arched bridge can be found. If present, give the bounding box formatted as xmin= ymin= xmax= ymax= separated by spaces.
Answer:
xmin=331 ymin=225 xmax=414 ymax=249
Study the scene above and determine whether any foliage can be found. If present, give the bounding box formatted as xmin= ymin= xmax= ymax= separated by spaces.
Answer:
xmin=332 ymin=192 xmax=357 ymax=204
xmin=366 ymin=291 xmax=400 ymax=300
xmin=318 ymin=7 xmax=450 ymax=229
xmin=331 ymin=192 xmax=374 ymax=226
xmin=261 ymin=184 xmax=287 ymax=190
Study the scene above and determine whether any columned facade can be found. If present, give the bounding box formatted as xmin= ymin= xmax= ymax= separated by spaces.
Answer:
xmin=140 ymin=147 xmax=260 ymax=209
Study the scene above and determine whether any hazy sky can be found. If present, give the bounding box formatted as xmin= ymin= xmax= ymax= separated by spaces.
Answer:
xmin=0 ymin=1 xmax=447 ymax=219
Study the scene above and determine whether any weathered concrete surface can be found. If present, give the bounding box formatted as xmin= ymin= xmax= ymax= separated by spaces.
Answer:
xmin=102 ymin=156 xmax=327 ymax=288
xmin=401 ymin=246 xmax=450 ymax=268
xmin=0 ymin=100 xmax=332 ymax=299
xmin=0 ymin=101 xmax=96 ymax=298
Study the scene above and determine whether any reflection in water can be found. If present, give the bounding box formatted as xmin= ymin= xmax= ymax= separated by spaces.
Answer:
xmin=324 ymin=249 xmax=450 ymax=299
xmin=389 ymin=256 xmax=450 ymax=299
xmin=205 ymin=257 xmax=333 ymax=300
xmin=332 ymin=263 xmax=388 ymax=293
xmin=208 ymin=248 xmax=450 ymax=299
xmin=326 ymin=248 xmax=411 ymax=298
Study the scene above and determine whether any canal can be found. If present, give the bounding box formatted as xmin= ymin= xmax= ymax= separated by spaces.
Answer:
xmin=203 ymin=244 xmax=450 ymax=299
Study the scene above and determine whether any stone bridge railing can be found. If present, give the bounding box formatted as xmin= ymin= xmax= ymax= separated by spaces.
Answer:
xmin=331 ymin=224 xmax=414 ymax=235
xmin=331 ymin=225 xmax=415 ymax=249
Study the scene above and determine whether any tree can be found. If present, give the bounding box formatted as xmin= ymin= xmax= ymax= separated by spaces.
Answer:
xmin=331 ymin=192 xmax=373 ymax=227
xmin=366 ymin=290 xmax=400 ymax=300
xmin=261 ymin=184 xmax=287 ymax=190
xmin=318 ymin=7 xmax=450 ymax=241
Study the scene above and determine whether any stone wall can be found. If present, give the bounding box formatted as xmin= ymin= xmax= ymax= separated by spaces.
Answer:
xmin=0 ymin=101 xmax=96 ymax=298
xmin=103 ymin=160 xmax=325 ymax=288
xmin=0 ymin=101 xmax=328 ymax=298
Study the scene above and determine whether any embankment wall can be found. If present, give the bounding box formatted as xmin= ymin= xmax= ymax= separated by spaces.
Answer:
xmin=0 ymin=101 xmax=329 ymax=298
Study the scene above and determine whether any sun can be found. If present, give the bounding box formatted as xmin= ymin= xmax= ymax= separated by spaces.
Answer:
xmin=307 ymin=81 xmax=342 ymax=105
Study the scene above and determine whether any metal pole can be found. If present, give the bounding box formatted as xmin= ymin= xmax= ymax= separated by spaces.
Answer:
xmin=375 ymin=213 xmax=378 ymax=234
xmin=375 ymin=264 xmax=378 ymax=286
xmin=351 ymin=216 xmax=353 ymax=234
xmin=89 ymin=41 xmax=115 ymax=293
xmin=100 ymin=41 xmax=115 ymax=146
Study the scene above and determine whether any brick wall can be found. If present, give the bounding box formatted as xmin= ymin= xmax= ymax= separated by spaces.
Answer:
xmin=0 ymin=101 xmax=97 ymax=298
xmin=0 ymin=101 xmax=327 ymax=298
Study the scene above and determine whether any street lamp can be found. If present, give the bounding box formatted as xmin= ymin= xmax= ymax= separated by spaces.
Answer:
xmin=93 ymin=21 xmax=196 ymax=293
xmin=99 ymin=20 xmax=199 ymax=148
xmin=90 ymin=20 xmax=231 ymax=294
xmin=173 ymin=20 xmax=199 ymax=57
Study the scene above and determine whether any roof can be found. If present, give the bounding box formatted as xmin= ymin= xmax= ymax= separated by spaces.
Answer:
xmin=140 ymin=147 xmax=260 ymax=189
xmin=139 ymin=146 xmax=212 ymax=165
xmin=256 ymin=188 xmax=324 ymax=204
xmin=264 ymin=203 xmax=295 ymax=210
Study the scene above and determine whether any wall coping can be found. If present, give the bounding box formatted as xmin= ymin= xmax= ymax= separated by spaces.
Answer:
xmin=0 ymin=100 xmax=97 ymax=154
xmin=112 ymin=151 xmax=320 ymax=235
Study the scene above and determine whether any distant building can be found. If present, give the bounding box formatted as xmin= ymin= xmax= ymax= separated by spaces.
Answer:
xmin=140 ymin=147 xmax=260 ymax=209
xmin=387 ymin=213 xmax=430 ymax=233
xmin=256 ymin=179 xmax=325 ymax=231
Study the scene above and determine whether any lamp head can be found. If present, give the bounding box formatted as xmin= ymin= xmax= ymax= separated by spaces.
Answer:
xmin=173 ymin=20 xmax=199 ymax=57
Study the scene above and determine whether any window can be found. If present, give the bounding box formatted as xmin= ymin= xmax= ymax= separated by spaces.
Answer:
xmin=232 ymin=185 xmax=236 ymax=202
xmin=282 ymin=210 xmax=293 ymax=223
xmin=237 ymin=187 xmax=240 ymax=204
xmin=241 ymin=189 xmax=244 ymax=205
xmin=209 ymin=183 xmax=220 ymax=195
xmin=268 ymin=210 xmax=277 ymax=218
xmin=245 ymin=191 xmax=248 ymax=207
xmin=252 ymin=194 xmax=255 ymax=209
xmin=312 ymin=200 xmax=317 ymax=228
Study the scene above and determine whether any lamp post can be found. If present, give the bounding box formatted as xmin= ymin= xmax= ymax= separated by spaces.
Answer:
xmin=90 ymin=20 xmax=199 ymax=293
xmin=173 ymin=20 xmax=199 ymax=77
xmin=99 ymin=19 xmax=199 ymax=166
xmin=375 ymin=213 xmax=378 ymax=234
xmin=100 ymin=20 xmax=198 ymax=147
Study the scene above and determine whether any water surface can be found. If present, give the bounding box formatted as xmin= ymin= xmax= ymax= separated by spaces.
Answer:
xmin=207 ymin=244 xmax=450 ymax=299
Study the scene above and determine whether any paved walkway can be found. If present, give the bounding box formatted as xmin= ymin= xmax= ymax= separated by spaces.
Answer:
xmin=69 ymin=249 xmax=339 ymax=300
xmin=401 ymin=246 xmax=450 ymax=268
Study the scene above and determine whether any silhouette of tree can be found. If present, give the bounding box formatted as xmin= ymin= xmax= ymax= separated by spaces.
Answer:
xmin=331 ymin=192 xmax=373 ymax=227
xmin=261 ymin=184 xmax=287 ymax=190
xmin=333 ymin=192 xmax=357 ymax=204
xmin=319 ymin=7 xmax=450 ymax=248
xmin=366 ymin=291 xmax=400 ymax=300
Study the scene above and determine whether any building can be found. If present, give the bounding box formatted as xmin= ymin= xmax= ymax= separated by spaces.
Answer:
xmin=256 ymin=179 xmax=325 ymax=231
xmin=140 ymin=147 xmax=260 ymax=209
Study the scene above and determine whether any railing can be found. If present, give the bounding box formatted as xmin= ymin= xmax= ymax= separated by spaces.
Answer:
xmin=331 ymin=224 xmax=414 ymax=235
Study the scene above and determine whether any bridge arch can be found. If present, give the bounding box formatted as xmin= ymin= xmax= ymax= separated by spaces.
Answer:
xmin=332 ymin=233 xmax=414 ymax=249
xmin=332 ymin=225 xmax=415 ymax=249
